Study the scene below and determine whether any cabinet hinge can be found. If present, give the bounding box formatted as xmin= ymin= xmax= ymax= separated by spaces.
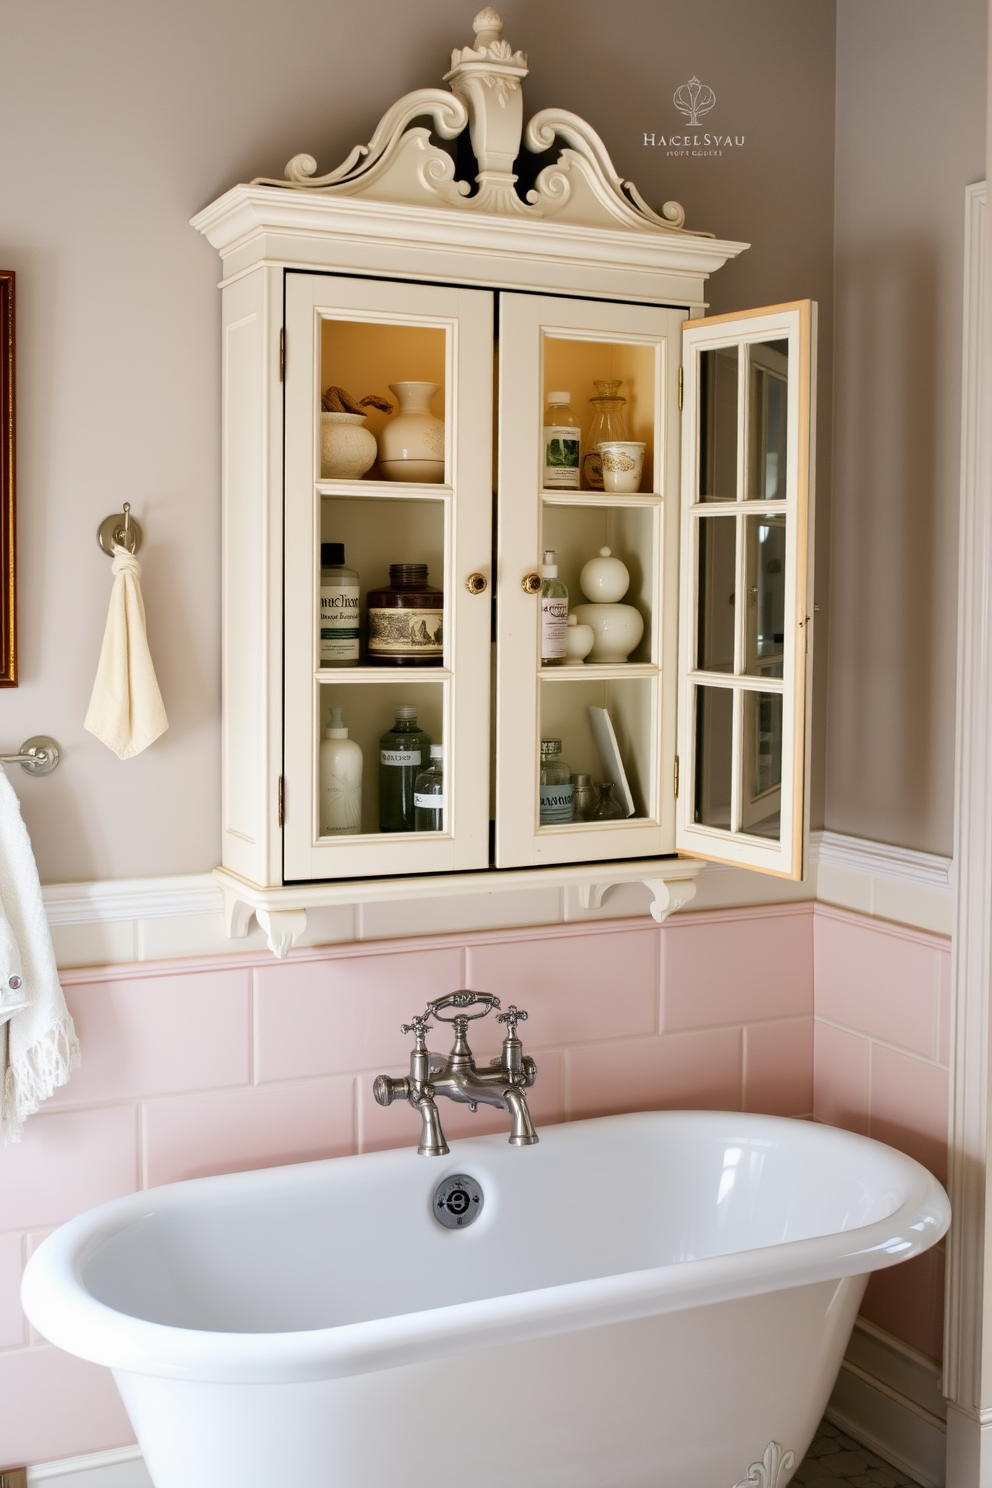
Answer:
xmin=674 ymin=754 xmax=680 ymax=798
xmin=277 ymin=775 xmax=285 ymax=827
xmin=678 ymin=366 xmax=684 ymax=412
xmin=279 ymin=328 xmax=285 ymax=382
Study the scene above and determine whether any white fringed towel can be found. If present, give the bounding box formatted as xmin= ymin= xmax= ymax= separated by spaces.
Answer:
xmin=84 ymin=543 xmax=168 ymax=759
xmin=0 ymin=768 xmax=79 ymax=1140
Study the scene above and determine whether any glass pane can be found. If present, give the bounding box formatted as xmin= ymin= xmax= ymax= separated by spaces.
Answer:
xmin=698 ymin=346 xmax=738 ymax=501
xmin=744 ymin=516 xmax=785 ymax=679
xmin=747 ymin=339 xmax=788 ymax=500
xmin=741 ymin=690 xmax=782 ymax=840
xmin=693 ymin=685 xmax=733 ymax=828
xmin=696 ymin=516 xmax=737 ymax=673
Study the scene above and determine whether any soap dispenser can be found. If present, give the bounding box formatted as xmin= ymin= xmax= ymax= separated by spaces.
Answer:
xmin=319 ymin=706 xmax=363 ymax=836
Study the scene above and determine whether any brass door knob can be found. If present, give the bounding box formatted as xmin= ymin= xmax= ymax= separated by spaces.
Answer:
xmin=465 ymin=572 xmax=488 ymax=594
xmin=521 ymin=573 xmax=542 ymax=594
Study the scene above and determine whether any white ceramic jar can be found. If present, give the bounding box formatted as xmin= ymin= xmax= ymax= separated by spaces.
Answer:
xmin=378 ymin=381 xmax=445 ymax=483
xmin=574 ymin=546 xmax=644 ymax=663
xmin=563 ymin=612 xmax=595 ymax=665
xmin=320 ymin=412 xmax=378 ymax=480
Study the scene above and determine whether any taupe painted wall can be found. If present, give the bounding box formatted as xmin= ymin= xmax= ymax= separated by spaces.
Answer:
xmin=0 ymin=0 xmax=838 ymax=882
xmin=828 ymin=0 xmax=986 ymax=857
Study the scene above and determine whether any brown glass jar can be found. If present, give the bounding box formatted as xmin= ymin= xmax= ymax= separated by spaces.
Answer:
xmin=367 ymin=564 xmax=444 ymax=666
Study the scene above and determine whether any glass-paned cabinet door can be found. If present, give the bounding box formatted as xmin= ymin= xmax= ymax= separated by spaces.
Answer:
xmin=283 ymin=273 xmax=494 ymax=880
xmin=676 ymin=301 xmax=816 ymax=878
xmin=496 ymin=292 xmax=685 ymax=868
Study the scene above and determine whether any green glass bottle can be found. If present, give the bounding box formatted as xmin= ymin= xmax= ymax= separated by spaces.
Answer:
xmin=378 ymin=705 xmax=432 ymax=832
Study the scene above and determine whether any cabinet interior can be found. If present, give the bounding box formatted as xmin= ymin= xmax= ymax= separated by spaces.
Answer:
xmin=541 ymin=334 xmax=658 ymax=492
xmin=539 ymin=675 xmax=657 ymax=826
xmin=540 ymin=502 xmax=657 ymax=666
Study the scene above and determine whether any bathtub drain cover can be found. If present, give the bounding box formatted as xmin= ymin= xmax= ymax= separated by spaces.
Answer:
xmin=433 ymin=1174 xmax=484 ymax=1229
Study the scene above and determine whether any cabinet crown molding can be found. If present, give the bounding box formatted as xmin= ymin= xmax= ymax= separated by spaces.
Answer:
xmin=249 ymin=9 xmax=700 ymax=239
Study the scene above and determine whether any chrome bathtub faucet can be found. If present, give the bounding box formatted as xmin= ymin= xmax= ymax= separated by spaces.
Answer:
xmin=373 ymin=991 xmax=538 ymax=1156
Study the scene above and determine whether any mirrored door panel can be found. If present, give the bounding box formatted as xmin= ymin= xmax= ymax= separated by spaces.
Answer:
xmin=677 ymin=302 xmax=815 ymax=878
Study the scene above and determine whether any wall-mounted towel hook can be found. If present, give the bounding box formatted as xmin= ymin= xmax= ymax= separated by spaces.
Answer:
xmin=0 ymin=736 xmax=60 ymax=775
xmin=97 ymin=501 xmax=142 ymax=557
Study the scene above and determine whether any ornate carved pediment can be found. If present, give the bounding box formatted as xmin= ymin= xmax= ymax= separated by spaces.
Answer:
xmin=252 ymin=9 xmax=704 ymax=237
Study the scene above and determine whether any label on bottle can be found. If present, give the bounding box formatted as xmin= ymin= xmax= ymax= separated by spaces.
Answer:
xmin=540 ymin=784 xmax=575 ymax=824
xmin=541 ymin=596 xmax=568 ymax=659
xmin=414 ymin=793 xmax=445 ymax=809
xmin=380 ymin=749 xmax=421 ymax=767
xmin=544 ymin=424 xmax=580 ymax=489
xmin=320 ymin=584 xmax=360 ymax=663
xmin=368 ymin=607 xmax=443 ymax=657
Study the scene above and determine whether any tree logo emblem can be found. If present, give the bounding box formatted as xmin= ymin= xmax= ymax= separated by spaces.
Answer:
xmin=673 ymin=77 xmax=716 ymax=127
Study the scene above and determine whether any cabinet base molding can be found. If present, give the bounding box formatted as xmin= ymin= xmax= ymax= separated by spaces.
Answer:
xmin=216 ymin=859 xmax=705 ymax=957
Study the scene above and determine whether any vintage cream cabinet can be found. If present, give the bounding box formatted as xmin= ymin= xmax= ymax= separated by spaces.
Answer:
xmin=192 ymin=9 xmax=816 ymax=956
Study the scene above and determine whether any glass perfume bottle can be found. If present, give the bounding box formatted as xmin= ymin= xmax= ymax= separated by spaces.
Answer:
xmin=539 ymin=739 xmax=574 ymax=824
xmin=378 ymin=705 xmax=432 ymax=832
xmin=582 ymin=381 xmax=628 ymax=490
xmin=367 ymin=564 xmax=443 ymax=667
xmin=590 ymin=780 xmax=625 ymax=821
xmin=414 ymin=744 xmax=444 ymax=831
xmin=540 ymin=549 xmax=568 ymax=667
xmin=543 ymin=391 xmax=580 ymax=490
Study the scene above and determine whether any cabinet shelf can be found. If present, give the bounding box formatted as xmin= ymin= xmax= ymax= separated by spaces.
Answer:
xmin=541 ymin=490 xmax=661 ymax=507
xmin=316 ymin=667 xmax=452 ymax=683
xmin=540 ymin=664 xmax=659 ymax=681
xmin=316 ymin=480 xmax=451 ymax=500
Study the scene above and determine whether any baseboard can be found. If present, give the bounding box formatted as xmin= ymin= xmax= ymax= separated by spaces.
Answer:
xmin=26 ymin=1447 xmax=149 ymax=1488
xmin=828 ymin=1320 xmax=947 ymax=1488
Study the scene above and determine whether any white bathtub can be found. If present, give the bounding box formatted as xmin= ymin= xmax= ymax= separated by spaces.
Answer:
xmin=22 ymin=1111 xmax=949 ymax=1488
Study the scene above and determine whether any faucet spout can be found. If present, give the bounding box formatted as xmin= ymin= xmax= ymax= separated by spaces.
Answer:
xmin=416 ymin=1094 xmax=450 ymax=1157
xmin=503 ymin=1085 xmax=538 ymax=1145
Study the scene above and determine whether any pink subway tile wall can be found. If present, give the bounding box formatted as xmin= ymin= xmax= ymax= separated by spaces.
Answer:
xmin=814 ymin=905 xmax=950 ymax=1361
xmin=0 ymin=900 xmax=950 ymax=1467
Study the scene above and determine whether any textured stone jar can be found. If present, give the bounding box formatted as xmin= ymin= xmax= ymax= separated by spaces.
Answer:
xmin=320 ymin=412 xmax=378 ymax=480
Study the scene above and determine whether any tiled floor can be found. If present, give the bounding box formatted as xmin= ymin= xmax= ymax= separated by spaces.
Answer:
xmin=793 ymin=1421 xmax=919 ymax=1488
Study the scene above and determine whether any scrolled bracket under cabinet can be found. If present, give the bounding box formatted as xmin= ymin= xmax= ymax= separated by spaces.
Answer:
xmin=215 ymin=860 xmax=705 ymax=958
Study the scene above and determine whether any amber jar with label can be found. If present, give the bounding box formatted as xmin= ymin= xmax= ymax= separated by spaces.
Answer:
xmin=367 ymin=564 xmax=444 ymax=666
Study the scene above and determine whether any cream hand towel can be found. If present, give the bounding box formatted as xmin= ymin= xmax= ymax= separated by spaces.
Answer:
xmin=84 ymin=543 xmax=168 ymax=759
xmin=0 ymin=767 xmax=80 ymax=1140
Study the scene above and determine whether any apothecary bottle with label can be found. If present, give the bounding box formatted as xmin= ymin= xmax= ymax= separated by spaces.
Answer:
xmin=540 ymin=549 xmax=568 ymax=666
xmin=319 ymin=543 xmax=360 ymax=666
xmin=414 ymin=744 xmax=445 ymax=831
xmin=367 ymin=564 xmax=444 ymax=666
xmin=543 ymin=392 xmax=580 ymax=490
xmin=539 ymin=739 xmax=574 ymax=824
xmin=379 ymin=705 xmax=432 ymax=831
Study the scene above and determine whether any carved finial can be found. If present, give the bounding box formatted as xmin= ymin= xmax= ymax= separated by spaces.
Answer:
xmin=473 ymin=8 xmax=504 ymax=47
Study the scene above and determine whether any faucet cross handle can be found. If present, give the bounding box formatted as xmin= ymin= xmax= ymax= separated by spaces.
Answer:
xmin=401 ymin=1014 xmax=433 ymax=1040
xmin=497 ymin=1004 xmax=528 ymax=1036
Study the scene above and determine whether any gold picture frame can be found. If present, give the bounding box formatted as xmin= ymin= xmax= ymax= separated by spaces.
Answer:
xmin=0 ymin=272 xmax=14 ymax=685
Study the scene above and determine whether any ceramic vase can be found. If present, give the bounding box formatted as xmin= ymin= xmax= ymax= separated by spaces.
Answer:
xmin=378 ymin=381 xmax=445 ymax=483
xmin=564 ymin=613 xmax=595 ymax=665
xmin=572 ymin=602 xmax=645 ymax=664
xmin=320 ymin=412 xmax=378 ymax=480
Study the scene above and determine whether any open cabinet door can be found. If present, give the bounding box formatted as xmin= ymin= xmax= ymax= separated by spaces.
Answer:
xmin=676 ymin=301 xmax=816 ymax=879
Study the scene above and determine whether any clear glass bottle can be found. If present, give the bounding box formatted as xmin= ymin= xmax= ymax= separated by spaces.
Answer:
xmin=319 ymin=705 xmax=363 ymax=835
xmin=367 ymin=563 xmax=443 ymax=667
xmin=572 ymin=773 xmax=596 ymax=821
xmin=590 ymin=780 xmax=625 ymax=821
xmin=378 ymin=705 xmax=432 ymax=832
xmin=414 ymin=744 xmax=444 ymax=831
xmin=540 ymin=549 xmax=568 ymax=667
xmin=539 ymin=739 xmax=574 ymax=824
xmin=582 ymin=380 xmax=628 ymax=490
xmin=319 ymin=543 xmax=360 ymax=666
xmin=543 ymin=391 xmax=580 ymax=490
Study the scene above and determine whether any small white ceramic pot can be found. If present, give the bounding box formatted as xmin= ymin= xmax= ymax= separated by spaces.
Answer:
xmin=598 ymin=441 xmax=646 ymax=494
xmin=572 ymin=602 xmax=645 ymax=664
xmin=579 ymin=546 xmax=630 ymax=603
xmin=563 ymin=612 xmax=595 ymax=665
xmin=378 ymin=381 xmax=445 ymax=483
xmin=320 ymin=412 xmax=378 ymax=480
